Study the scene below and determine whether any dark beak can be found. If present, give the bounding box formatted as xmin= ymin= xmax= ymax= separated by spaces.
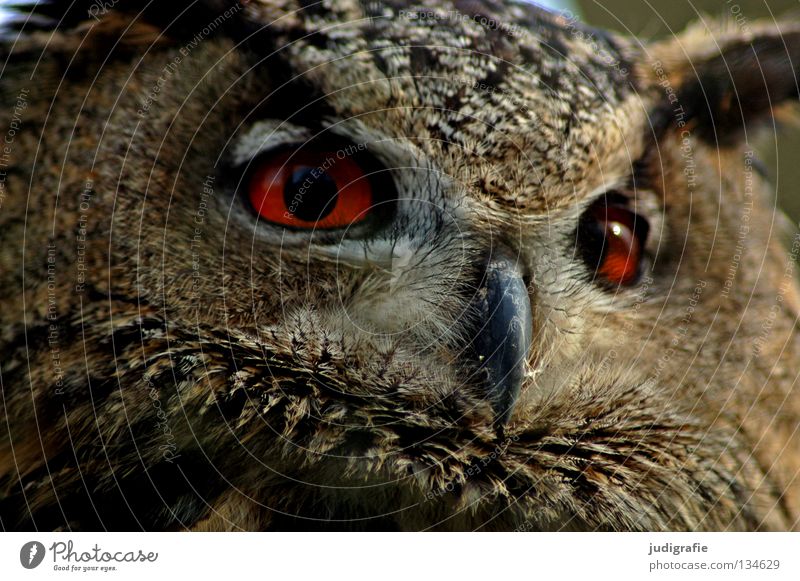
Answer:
xmin=470 ymin=250 xmax=533 ymax=425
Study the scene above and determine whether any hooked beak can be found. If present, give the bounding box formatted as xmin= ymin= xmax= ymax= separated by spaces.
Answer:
xmin=469 ymin=250 xmax=533 ymax=425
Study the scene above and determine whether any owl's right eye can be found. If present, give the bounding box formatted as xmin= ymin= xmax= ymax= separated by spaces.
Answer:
xmin=577 ymin=193 xmax=650 ymax=287
xmin=246 ymin=146 xmax=380 ymax=230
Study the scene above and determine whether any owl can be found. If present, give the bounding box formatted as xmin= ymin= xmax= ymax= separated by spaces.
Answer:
xmin=0 ymin=0 xmax=798 ymax=531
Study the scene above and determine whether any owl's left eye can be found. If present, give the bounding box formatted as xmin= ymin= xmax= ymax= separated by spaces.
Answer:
xmin=247 ymin=147 xmax=377 ymax=230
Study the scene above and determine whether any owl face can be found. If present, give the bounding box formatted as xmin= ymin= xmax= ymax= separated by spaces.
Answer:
xmin=142 ymin=0 xmax=654 ymax=421
xmin=1 ymin=0 xmax=799 ymax=531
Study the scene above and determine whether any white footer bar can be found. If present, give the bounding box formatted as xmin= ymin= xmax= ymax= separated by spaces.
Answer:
xmin=1 ymin=532 xmax=798 ymax=580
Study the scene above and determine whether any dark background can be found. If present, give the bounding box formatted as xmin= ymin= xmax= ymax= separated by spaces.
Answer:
xmin=577 ymin=0 xmax=800 ymax=223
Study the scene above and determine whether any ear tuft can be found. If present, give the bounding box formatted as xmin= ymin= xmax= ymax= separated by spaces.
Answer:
xmin=647 ymin=19 xmax=800 ymax=144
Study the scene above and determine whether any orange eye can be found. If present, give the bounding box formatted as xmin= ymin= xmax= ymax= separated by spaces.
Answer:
xmin=594 ymin=205 xmax=643 ymax=286
xmin=248 ymin=149 xmax=374 ymax=229
xmin=578 ymin=195 xmax=649 ymax=287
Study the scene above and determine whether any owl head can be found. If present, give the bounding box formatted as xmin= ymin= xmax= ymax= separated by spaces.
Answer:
xmin=0 ymin=0 xmax=798 ymax=531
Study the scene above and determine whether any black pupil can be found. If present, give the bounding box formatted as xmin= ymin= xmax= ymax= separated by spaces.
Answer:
xmin=283 ymin=166 xmax=338 ymax=222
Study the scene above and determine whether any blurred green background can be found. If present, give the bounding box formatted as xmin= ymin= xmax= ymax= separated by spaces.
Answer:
xmin=576 ymin=0 xmax=800 ymax=224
